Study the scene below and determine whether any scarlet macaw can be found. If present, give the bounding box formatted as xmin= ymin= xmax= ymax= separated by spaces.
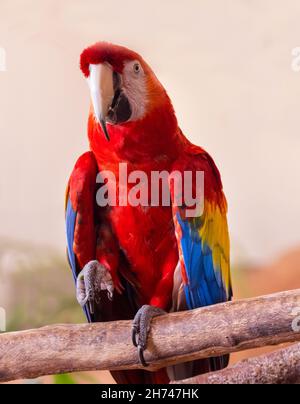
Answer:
xmin=66 ymin=42 xmax=232 ymax=384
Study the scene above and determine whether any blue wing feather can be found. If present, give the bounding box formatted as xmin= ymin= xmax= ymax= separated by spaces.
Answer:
xmin=66 ymin=198 xmax=78 ymax=283
xmin=66 ymin=196 xmax=92 ymax=322
xmin=176 ymin=213 xmax=228 ymax=310
xmin=170 ymin=150 xmax=231 ymax=375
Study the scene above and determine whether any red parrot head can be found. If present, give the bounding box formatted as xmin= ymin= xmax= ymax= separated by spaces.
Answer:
xmin=80 ymin=42 xmax=173 ymax=141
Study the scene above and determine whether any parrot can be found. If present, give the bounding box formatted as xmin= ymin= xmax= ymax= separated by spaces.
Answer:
xmin=65 ymin=42 xmax=232 ymax=384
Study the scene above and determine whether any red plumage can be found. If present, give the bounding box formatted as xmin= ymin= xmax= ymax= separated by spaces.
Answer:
xmin=80 ymin=42 xmax=141 ymax=76
xmin=66 ymin=43 xmax=231 ymax=384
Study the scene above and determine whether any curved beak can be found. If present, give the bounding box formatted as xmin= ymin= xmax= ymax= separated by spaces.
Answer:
xmin=87 ymin=63 xmax=114 ymax=141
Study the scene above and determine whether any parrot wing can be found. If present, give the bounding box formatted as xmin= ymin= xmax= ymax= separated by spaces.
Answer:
xmin=171 ymin=146 xmax=232 ymax=309
xmin=169 ymin=144 xmax=232 ymax=375
xmin=65 ymin=151 xmax=140 ymax=320
xmin=65 ymin=151 xmax=99 ymax=322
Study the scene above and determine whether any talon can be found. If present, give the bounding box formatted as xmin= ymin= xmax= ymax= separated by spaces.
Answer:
xmin=131 ymin=305 xmax=166 ymax=368
xmin=76 ymin=260 xmax=115 ymax=314
xmin=107 ymin=290 xmax=113 ymax=301
xmin=88 ymin=299 xmax=95 ymax=315
xmin=138 ymin=345 xmax=149 ymax=367
xmin=132 ymin=326 xmax=138 ymax=347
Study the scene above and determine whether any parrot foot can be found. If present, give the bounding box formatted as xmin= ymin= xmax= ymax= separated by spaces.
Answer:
xmin=76 ymin=260 xmax=114 ymax=315
xmin=132 ymin=305 xmax=166 ymax=367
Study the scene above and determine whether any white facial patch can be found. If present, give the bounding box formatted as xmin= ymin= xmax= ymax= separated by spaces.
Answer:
xmin=122 ymin=60 xmax=148 ymax=121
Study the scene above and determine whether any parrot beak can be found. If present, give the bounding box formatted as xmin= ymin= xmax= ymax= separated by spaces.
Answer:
xmin=87 ymin=63 xmax=114 ymax=141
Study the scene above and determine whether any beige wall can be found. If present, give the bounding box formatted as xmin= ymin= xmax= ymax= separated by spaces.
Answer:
xmin=0 ymin=0 xmax=300 ymax=265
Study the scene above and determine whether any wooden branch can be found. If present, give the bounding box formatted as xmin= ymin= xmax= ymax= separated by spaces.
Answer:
xmin=0 ymin=289 xmax=300 ymax=382
xmin=174 ymin=342 xmax=300 ymax=384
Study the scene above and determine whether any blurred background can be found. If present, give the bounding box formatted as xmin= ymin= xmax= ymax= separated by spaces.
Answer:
xmin=0 ymin=0 xmax=300 ymax=384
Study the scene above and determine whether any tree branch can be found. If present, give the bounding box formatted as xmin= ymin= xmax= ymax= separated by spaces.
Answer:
xmin=0 ymin=289 xmax=299 ymax=382
xmin=174 ymin=342 xmax=300 ymax=384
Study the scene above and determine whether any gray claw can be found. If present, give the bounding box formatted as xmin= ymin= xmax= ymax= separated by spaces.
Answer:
xmin=88 ymin=299 xmax=95 ymax=315
xmin=132 ymin=305 xmax=166 ymax=367
xmin=76 ymin=260 xmax=114 ymax=312
xmin=132 ymin=325 xmax=138 ymax=347
xmin=138 ymin=345 xmax=149 ymax=367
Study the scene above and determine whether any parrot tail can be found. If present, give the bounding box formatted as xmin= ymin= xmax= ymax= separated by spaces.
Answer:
xmin=111 ymin=355 xmax=229 ymax=384
xmin=111 ymin=369 xmax=169 ymax=384
xmin=167 ymin=355 xmax=230 ymax=382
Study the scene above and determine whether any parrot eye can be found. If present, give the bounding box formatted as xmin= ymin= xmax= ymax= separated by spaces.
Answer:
xmin=133 ymin=63 xmax=141 ymax=74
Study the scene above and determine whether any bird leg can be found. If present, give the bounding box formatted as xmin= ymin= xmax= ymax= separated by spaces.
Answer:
xmin=132 ymin=305 xmax=166 ymax=367
xmin=76 ymin=260 xmax=114 ymax=314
